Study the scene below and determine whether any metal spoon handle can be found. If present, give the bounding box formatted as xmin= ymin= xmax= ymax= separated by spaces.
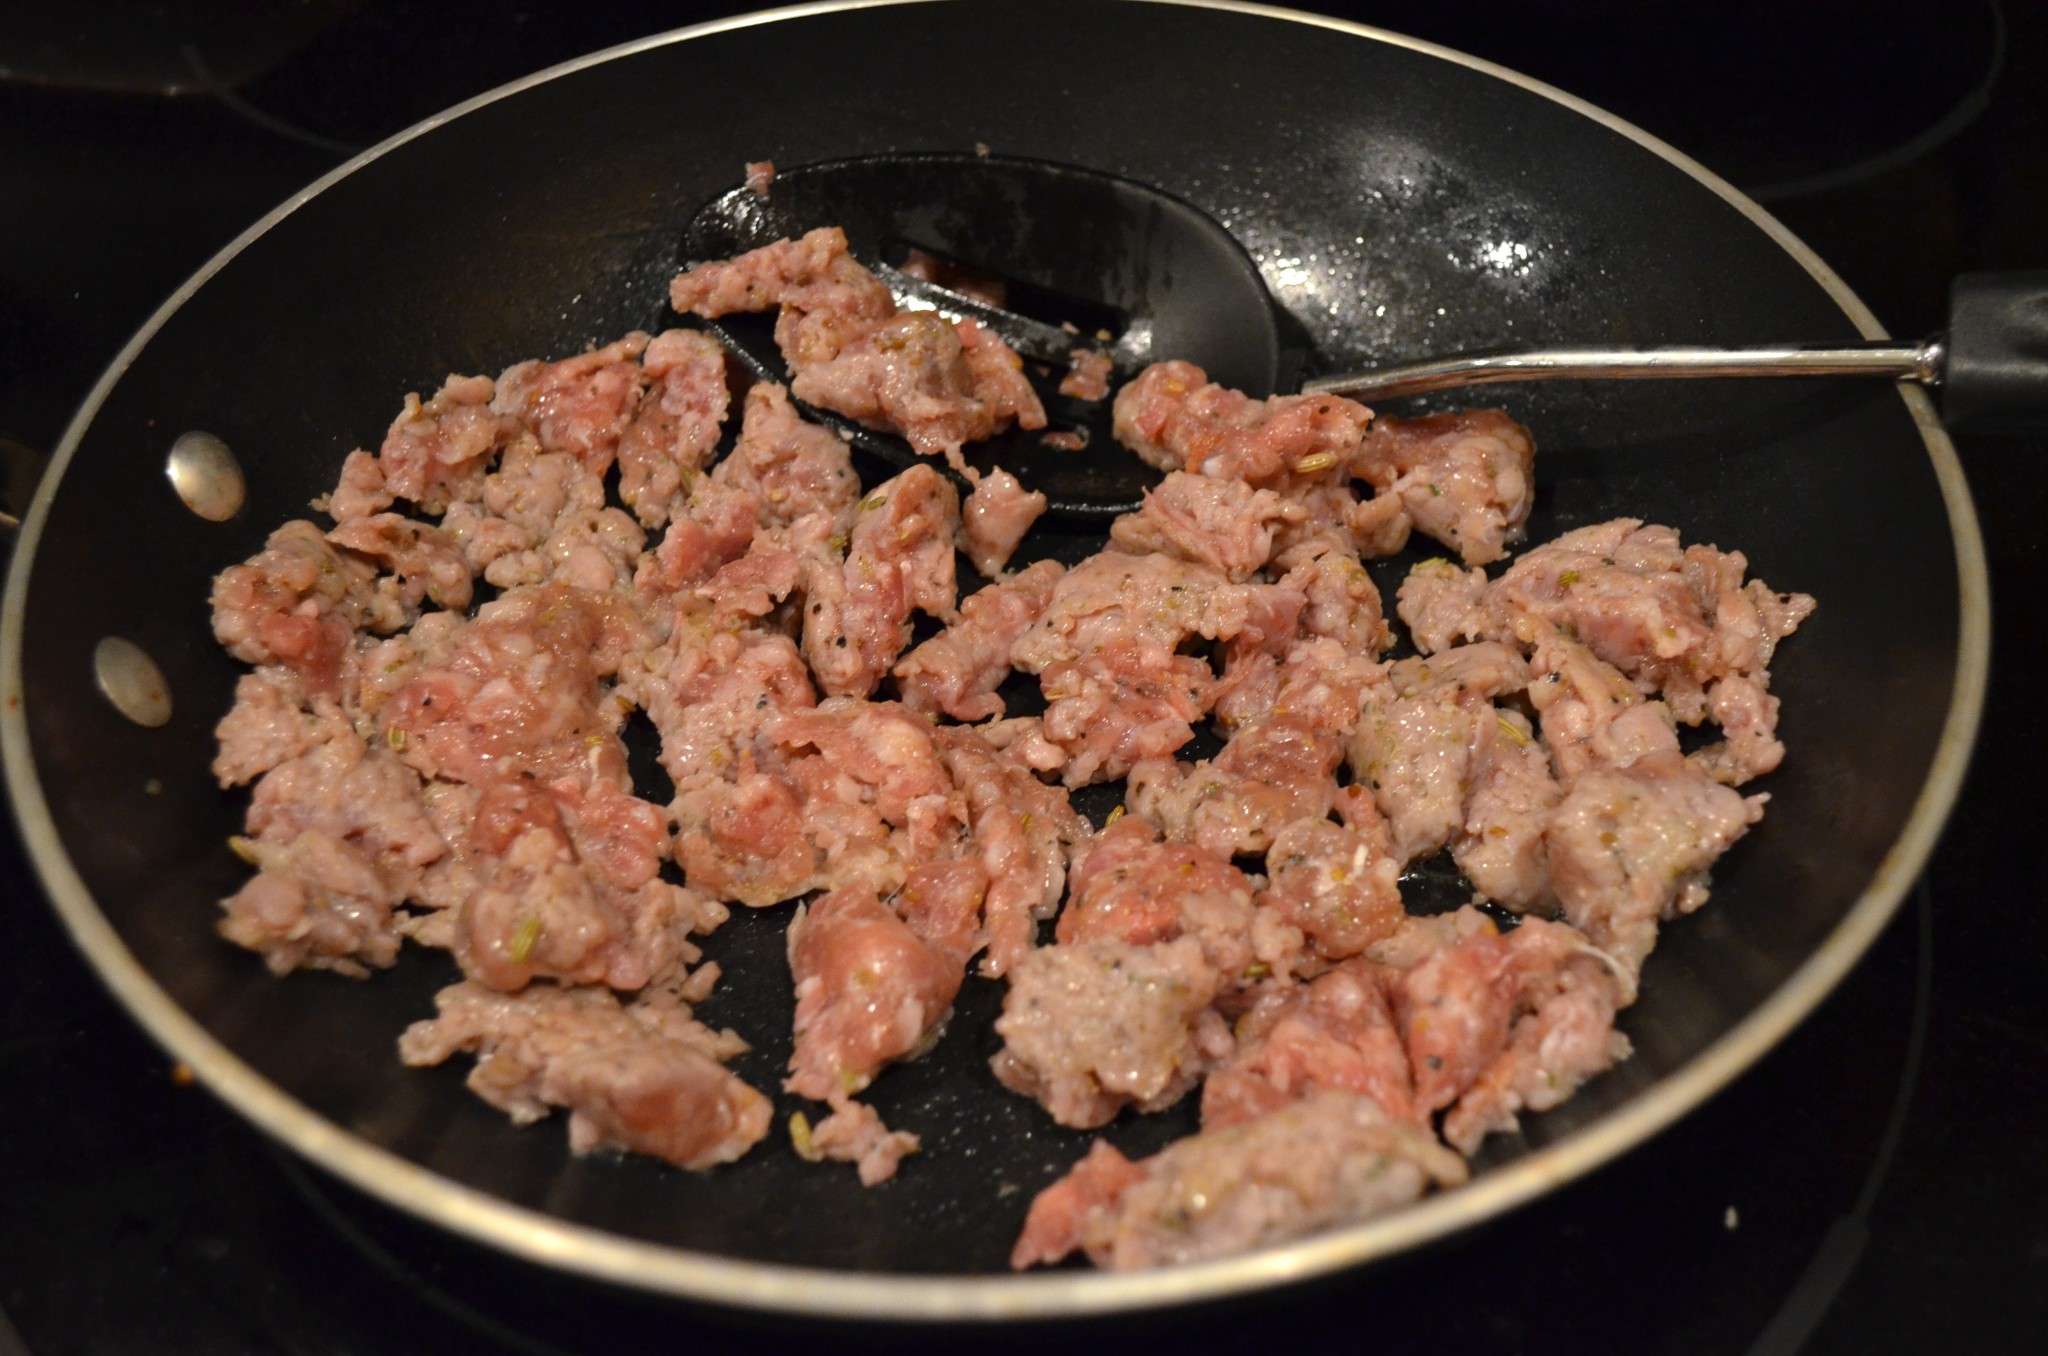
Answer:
xmin=1301 ymin=339 xmax=1947 ymax=403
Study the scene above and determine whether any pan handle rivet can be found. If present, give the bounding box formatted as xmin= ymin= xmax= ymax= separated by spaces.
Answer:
xmin=166 ymin=431 xmax=246 ymax=522
xmin=94 ymin=636 xmax=173 ymax=728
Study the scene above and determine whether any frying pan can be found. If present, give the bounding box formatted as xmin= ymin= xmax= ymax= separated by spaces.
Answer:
xmin=0 ymin=0 xmax=1988 ymax=1323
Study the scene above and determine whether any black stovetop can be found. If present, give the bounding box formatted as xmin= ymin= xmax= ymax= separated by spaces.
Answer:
xmin=4 ymin=3 xmax=2045 ymax=1352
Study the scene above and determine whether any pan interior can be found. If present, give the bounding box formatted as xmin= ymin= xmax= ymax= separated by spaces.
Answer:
xmin=2 ymin=0 xmax=1974 ymax=1312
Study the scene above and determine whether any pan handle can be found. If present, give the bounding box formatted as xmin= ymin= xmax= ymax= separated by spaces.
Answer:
xmin=1942 ymin=270 xmax=2048 ymax=436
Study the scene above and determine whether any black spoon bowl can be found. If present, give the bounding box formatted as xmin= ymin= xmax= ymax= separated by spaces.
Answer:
xmin=679 ymin=152 xmax=1286 ymax=514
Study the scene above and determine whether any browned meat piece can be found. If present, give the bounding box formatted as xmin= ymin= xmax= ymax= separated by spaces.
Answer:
xmin=373 ymin=372 xmax=508 ymax=514
xmin=615 ymin=328 xmax=730 ymax=529
xmin=1352 ymin=409 xmax=1535 ymax=566
xmin=802 ymin=1099 xmax=920 ymax=1186
xmin=1108 ymin=471 xmax=1305 ymax=581
xmin=1257 ymin=818 xmax=1403 ymax=961
xmin=991 ymin=935 xmax=1227 ymax=1128
xmin=786 ymin=884 xmax=970 ymax=1102
xmin=1060 ymin=347 xmax=1114 ymax=401
xmin=492 ymin=334 xmax=649 ymax=478
xmin=1455 ymin=707 xmax=1563 ymax=913
xmin=743 ymin=159 xmax=774 ymax=197
xmin=711 ymin=381 xmax=860 ymax=534
xmin=1201 ymin=959 xmax=1417 ymax=1128
xmin=398 ymin=980 xmax=766 ymax=1170
xmin=1111 ymin=360 xmax=1372 ymax=485
xmin=802 ymin=464 xmax=960 ymax=698
xmin=896 ymin=559 xmax=1063 ymax=722
xmin=1011 ymin=1090 xmax=1466 ymax=1270
xmin=1348 ymin=642 xmax=1533 ymax=864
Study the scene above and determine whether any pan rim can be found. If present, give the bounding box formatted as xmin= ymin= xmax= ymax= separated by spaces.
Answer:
xmin=0 ymin=0 xmax=1990 ymax=1323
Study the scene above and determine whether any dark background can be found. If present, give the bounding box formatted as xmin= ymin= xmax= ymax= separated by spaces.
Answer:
xmin=2 ymin=2 xmax=2043 ymax=1352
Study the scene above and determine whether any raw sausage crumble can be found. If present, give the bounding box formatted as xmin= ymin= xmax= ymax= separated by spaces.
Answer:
xmin=209 ymin=221 xmax=1813 ymax=1272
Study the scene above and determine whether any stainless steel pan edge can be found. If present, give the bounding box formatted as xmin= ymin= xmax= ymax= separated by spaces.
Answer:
xmin=0 ymin=0 xmax=1990 ymax=1322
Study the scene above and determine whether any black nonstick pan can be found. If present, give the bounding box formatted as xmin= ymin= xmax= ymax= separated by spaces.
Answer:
xmin=0 ymin=0 xmax=1987 ymax=1322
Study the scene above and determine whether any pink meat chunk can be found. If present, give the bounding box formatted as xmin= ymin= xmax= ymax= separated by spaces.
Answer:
xmin=712 ymin=381 xmax=860 ymax=534
xmin=1257 ymin=818 xmax=1404 ymax=962
xmin=1352 ymin=409 xmax=1535 ymax=566
xmin=1201 ymin=959 xmax=1418 ymax=1128
xmin=491 ymin=334 xmax=649 ymax=479
xmin=1348 ymin=642 xmax=1533 ymax=864
xmin=218 ymin=729 xmax=446 ymax=977
xmin=1059 ymin=347 xmax=1114 ymax=402
xmin=1108 ymin=471 xmax=1305 ymax=581
xmin=1012 ymin=1090 xmax=1466 ymax=1270
xmin=935 ymin=724 xmax=1087 ymax=978
xmin=896 ymin=558 xmax=1063 ymax=722
xmin=615 ymin=328 xmax=730 ymax=528
xmin=671 ymin=228 xmax=1045 ymax=465
xmin=803 ymin=1098 xmax=920 ymax=1186
xmin=802 ymin=464 xmax=960 ymax=698
xmin=1396 ymin=556 xmax=1490 ymax=655
xmin=635 ymin=475 xmax=761 ymax=597
xmin=1056 ymin=816 xmax=1296 ymax=984
xmin=1545 ymin=743 xmax=1763 ymax=975
xmin=211 ymin=520 xmax=388 ymax=698
xmin=786 ymin=884 xmax=971 ymax=1102
xmin=212 ymin=669 xmax=350 ymax=788
xmin=1275 ymin=535 xmax=1392 ymax=655
xmin=1111 ymin=360 xmax=1372 ymax=485
xmin=1037 ymin=643 xmax=1217 ymax=787
xmin=1472 ymin=518 xmax=1814 ymax=770
xmin=1390 ymin=907 xmax=1518 ymax=1114
xmin=1455 ymin=706 xmax=1564 ymax=913
xmin=1439 ymin=917 xmax=1634 ymax=1154
xmin=1127 ymin=717 xmax=1344 ymax=859
xmin=379 ymin=584 xmax=643 ymax=790
xmin=326 ymin=512 xmax=475 ymax=619
xmin=372 ymin=372 xmax=507 ymax=514
xmin=1010 ymin=1139 xmax=1145 ymax=1270
xmin=442 ymin=778 xmax=725 ymax=995
xmin=991 ymin=934 xmax=1227 ymax=1128
xmin=959 ymin=468 xmax=1047 ymax=577
xmin=398 ymin=980 xmax=767 ymax=1170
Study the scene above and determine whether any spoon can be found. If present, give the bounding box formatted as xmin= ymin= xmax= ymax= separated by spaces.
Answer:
xmin=682 ymin=157 xmax=2048 ymax=519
